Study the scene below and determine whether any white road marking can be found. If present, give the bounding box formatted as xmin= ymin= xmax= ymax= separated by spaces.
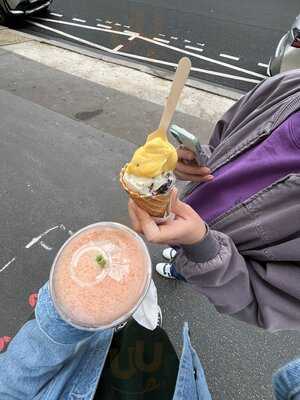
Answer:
xmin=28 ymin=20 xmax=123 ymax=51
xmin=138 ymin=35 xmax=265 ymax=78
xmin=197 ymin=42 xmax=205 ymax=46
xmin=31 ymin=18 xmax=128 ymax=35
xmin=96 ymin=18 xmax=102 ymax=22
xmin=116 ymin=50 xmax=261 ymax=83
xmin=105 ymin=20 xmax=112 ymax=24
xmin=0 ymin=257 xmax=16 ymax=273
xmin=115 ymin=23 xmax=122 ymax=26
xmin=220 ymin=53 xmax=240 ymax=61
xmin=185 ymin=45 xmax=203 ymax=53
xmin=123 ymin=25 xmax=131 ymax=28
xmin=128 ymin=34 xmax=139 ymax=41
xmin=191 ymin=66 xmax=260 ymax=82
xmin=25 ymin=225 xmax=60 ymax=249
xmin=158 ymin=33 xmax=166 ymax=37
xmin=258 ymin=62 xmax=268 ymax=68
xmin=50 ymin=12 xmax=63 ymax=18
xmin=113 ymin=44 xmax=124 ymax=51
xmin=124 ymin=30 xmax=139 ymax=35
xmin=29 ymin=20 xmax=263 ymax=83
xmin=72 ymin=18 xmax=86 ymax=23
xmin=184 ymin=39 xmax=191 ymax=43
xmin=153 ymin=37 xmax=170 ymax=44
xmin=40 ymin=241 xmax=52 ymax=251
xmin=97 ymin=23 xmax=112 ymax=29
xmin=171 ymin=36 xmax=178 ymax=40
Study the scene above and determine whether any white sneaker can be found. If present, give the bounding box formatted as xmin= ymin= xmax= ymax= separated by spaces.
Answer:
xmin=162 ymin=247 xmax=177 ymax=261
xmin=156 ymin=262 xmax=175 ymax=279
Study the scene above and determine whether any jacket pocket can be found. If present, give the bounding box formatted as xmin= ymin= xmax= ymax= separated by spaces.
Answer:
xmin=211 ymin=174 xmax=300 ymax=255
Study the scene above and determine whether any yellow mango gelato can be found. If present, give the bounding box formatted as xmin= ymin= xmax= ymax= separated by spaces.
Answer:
xmin=126 ymin=132 xmax=178 ymax=178
xmin=120 ymin=129 xmax=178 ymax=218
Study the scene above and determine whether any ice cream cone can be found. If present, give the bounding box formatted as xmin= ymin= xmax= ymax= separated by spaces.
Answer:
xmin=120 ymin=166 xmax=172 ymax=218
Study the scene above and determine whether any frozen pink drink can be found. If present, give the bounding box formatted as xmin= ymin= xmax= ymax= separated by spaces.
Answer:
xmin=50 ymin=222 xmax=151 ymax=330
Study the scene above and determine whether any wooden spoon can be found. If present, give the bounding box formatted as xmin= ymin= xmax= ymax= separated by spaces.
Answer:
xmin=148 ymin=57 xmax=191 ymax=141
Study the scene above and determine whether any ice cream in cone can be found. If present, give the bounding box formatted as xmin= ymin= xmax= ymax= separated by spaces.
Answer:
xmin=120 ymin=130 xmax=178 ymax=218
xmin=120 ymin=57 xmax=192 ymax=218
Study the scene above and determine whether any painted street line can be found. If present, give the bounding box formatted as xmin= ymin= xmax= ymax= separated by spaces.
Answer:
xmin=258 ymin=62 xmax=268 ymax=68
xmin=0 ymin=257 xmax=16 ymax=273
xmin=113 ymin=44 xmax=124 ymax=51
xmin=117 ymin=50 xmax=261 ymax=83
xmin=184 ymin=39 xmax=191 ymax=43
xmin=115 ymin=23 xmax=122 ymax=26
xmin=97 ymin=23 xmax=112 ymax=29
xmin=124 ymin=30 xmax=140 ymax=35
xmin=1 ymin=223 xmax=73 ymax=273
xmin=96 ymin=18 xmax=102 ymax=22
xmin=50 ymin=12 xmax=63 ymax=18
xmin=28 ymin=19 xmax=264 ymax=82
xmin=123 ymin=25 xmax=131 ymax=28
xmin=185 ymin=45 xmax=203 ymax=53
xmin=158 ymin=33 xmax=166 ymax=37
xmin=25 ymin=225 xmax=61 ymax=249
xmin=72 ymin=18 xmax=86 ymax=23
xmin=128 ymin=34 xmax=139 ymax=41
xmin=220 ymin=53 xmax=240 ymax=61
xmin=31 ymin=18 xmax=128 ymax=35
xmin=153 ymin=37 xmax=170 ymax=44
xmin=171 ymin=36 xmax=178 ymax=40
xmin=138 ymin=35 xmax=266 ymax=78
xmin=28 ymin=20 xmax=123 ymax=52
xmin=105 ymin=20 xmax=112 ymax=24
xmin=197 ymin=43 xmax=205 ymax=46
xmin=191 ymin=66 xmax=260 ymax=83
xmin=40 ymin=241 xmax=52 ymax=251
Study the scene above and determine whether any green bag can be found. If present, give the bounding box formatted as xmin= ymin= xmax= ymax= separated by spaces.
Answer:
xmin=94 ymin=319 xmax=179 ymax=400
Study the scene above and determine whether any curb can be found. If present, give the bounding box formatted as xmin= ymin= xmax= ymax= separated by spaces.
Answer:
xmin=1 ymin=25 xmax=243 ymax=101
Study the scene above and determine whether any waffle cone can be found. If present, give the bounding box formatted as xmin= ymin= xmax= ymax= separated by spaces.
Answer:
xmin=120 ymin=166 xmax=172 ymax=218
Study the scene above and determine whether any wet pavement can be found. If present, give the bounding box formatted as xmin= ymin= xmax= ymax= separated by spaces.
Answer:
xmin=19 ymin=0 xmax=299 ymax=91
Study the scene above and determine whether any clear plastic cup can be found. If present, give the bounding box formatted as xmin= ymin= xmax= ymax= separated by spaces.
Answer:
xmin=49 ymin=222 xmax=152 ymax=331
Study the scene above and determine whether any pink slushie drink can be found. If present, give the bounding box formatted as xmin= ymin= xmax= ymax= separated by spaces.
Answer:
xmin=50 ymin=222 xmax=151 ymax=330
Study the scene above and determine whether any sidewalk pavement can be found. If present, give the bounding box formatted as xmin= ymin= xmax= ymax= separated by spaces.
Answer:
xmin=0 ymin=27 xmax=236 ymax=145
xmin=1 ymin=26 xmax=299 ymax=400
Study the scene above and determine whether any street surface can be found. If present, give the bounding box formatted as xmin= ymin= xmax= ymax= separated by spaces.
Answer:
xmin=1 ymin=48 xmax=300 ymax=399
xmin=20 ymin=0 xmax=300 ymax=91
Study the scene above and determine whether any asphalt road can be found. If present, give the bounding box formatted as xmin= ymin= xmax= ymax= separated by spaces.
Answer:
xmin=20 ymin=0 xmax=300 ymax=91
xmin=1 ymin=51 xmax=300 ymax=400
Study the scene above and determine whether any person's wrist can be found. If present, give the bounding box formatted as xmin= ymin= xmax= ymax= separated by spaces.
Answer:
xmin=186 ymin=221 xmax=207 ymax=245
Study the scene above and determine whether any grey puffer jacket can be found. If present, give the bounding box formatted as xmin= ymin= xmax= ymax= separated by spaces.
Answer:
xmin=175 ymin=70 xmax=300 ymax=331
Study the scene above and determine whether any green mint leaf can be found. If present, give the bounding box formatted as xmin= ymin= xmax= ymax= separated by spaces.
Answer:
xmin=96 ymin=254 xmax=106 ymax=268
